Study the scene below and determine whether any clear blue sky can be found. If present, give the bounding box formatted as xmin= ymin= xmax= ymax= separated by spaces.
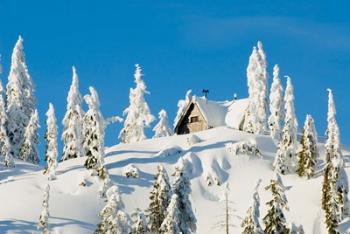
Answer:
xmin=0 ymin=1 xmax=350 ymax=161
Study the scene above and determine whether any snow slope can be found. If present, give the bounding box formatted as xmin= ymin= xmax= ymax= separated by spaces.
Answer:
xmin=0 ymin=127 xmax=350 ymax=233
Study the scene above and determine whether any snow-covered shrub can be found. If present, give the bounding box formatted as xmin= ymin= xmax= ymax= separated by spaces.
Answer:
xmin=123 ymin=164 xmax=139 ymax=178
xmin=154 ymin=145 xmax=182 ymax=158
xmin=187 ymin=134 xmax=201 ymax=146
xmin=204 ymin=172 xmax=221 ymax=186
xmin=226 ymin=141 xmax=262 ymax=157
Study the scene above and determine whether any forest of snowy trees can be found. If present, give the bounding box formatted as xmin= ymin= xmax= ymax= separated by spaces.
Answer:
xmin=0 ymin=36 xmax=348 ymax=234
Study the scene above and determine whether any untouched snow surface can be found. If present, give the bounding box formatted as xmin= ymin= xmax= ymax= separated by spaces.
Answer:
xmin=1 ymin=127 xmax=350 ymax=233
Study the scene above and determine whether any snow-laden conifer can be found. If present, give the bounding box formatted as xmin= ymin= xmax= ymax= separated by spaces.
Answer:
xmin=173 ymin=89 xmax=192 ymax=128
xmin=147 ymin=165 xmax=171 ymax=233
xmin=263 ymin=174 xmax=290 ymax=234
xmin=297 ymin=115 xmax=318 ymax=178
xmin=131 ymin=209 xmax=149 ymax=234
xmin=6 ymin=36 xmax=35 ymax=157
xmin=119 ymin=64 xmax=154 ymax=143
xmin=322 ymin=89 xmax=350 ymax=233
xmin=62 ymin=66 xmax=84 ymax=161
xmin=171 ymin=163 xmax=196 ymax=234
xmin=243 ymin=41 xmax=269 ymax=134
xmin=95 ymin=185 xmax=130 ymax=234
xmin=44 ymin=104 xmax=58 ymax=180
xmin=241 ymin=180 xmax=263 ymax=234
xmin=153 ymin=109 xmax=173 ymax=138
xmin=160 ymin=194 xmax=182 ymax=234
xmin=268 ymin=64 xmax=284 ymax=142
xmin=83 ymin=87 xmax=106 ymax=177
xmin=273 ymin=76 xmax=298 ymax=174
xmin=38 ymin=184 xmax=50 ymax=234
xmin=20 ymin=109 xmax=39 ymax=164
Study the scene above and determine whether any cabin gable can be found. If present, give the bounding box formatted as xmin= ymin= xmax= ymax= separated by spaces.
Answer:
xmin=175 ymin=103 xmax=208 ymax=135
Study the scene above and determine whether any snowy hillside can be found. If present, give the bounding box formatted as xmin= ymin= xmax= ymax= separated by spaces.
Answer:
xmin=1 ymin=126 xmax=349 ymax=233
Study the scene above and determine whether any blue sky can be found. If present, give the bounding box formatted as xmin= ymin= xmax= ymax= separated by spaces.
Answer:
xmin=0 ymin=1 xmax=350 ymax=161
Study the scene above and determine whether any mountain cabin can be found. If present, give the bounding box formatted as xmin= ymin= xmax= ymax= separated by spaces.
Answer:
xmin=174 ymin=96 xmax=248 ymax=135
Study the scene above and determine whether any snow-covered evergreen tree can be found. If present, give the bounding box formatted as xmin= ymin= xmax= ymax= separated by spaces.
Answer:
xmin=241 ymin=180 xmax=263 ymax=234
xmin=131 ymin=209 xmax=149 ymax=234
xmin=322 ymin=89 xmax=350 ymax=233
xmin=83 ymin=87 xmax=106 ymax=177
xmin=20 ymin=109 xmax=39 ymax=164
xmin=6 ymin=36 xmax=35 ymax=157
xmin=263 ymin=174 xmax=290 ymax=234
xmin=273 ymin=76 xmax=298 ymax=174
xmin=160 ymin=194 xmax=182 ymax=234
xmin=95 ymin=185 xmax=130 ymax=234
xmin=62 ymin=66 xmax=84 ymax=161
xmin=243 ymin=41 xmax=269 ymax=134
xmin=297 ymin=115 xmax=318 ymax=178
xmin=44 ymin=104 xmax=58 ymax=180
xmin=173 ymin=89 xmax=192 ymax=128
xmin=153 ymin=109 xmax=173 ymax=138
xmin=119 ymin=64 xmax=155 ymax=143
xmin=171 ymin=164 xmax=196 ymax=234
xmin=268 ymin=64 xmax=284 ymax=142
xmin=147 ymin=165 xmax=171 ymax=233
xmin=38 ymin=184 xmax=50 ymax=234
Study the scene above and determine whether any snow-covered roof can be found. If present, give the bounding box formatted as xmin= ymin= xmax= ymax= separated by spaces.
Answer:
xmin=194 ymin=96 xmax=230 ymax=128
xmin=175 ymin=96 xmax=248 ymax=130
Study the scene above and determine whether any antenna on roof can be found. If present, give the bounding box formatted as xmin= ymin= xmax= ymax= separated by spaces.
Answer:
xmin=202 ymin=89 xmax=209 ymax=99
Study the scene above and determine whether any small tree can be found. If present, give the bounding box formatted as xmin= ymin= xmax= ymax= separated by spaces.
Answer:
xmin=297 ymin=115 xmax=318 ymax=178
xmin=153 ymin=109 xmax=173 ymax=138
xmin=44 ymin=104 xmax=58 ymax=180
xmin=131 ymin=209 xmax=149 ymax=234
xmin=119 ymin=64 xmax=154 ymax=143
xmin=83 ymin=87 xmax=106 ymax=177
xmin=241 ymin=180 xmax=263 ymax=234
xmin=95 ymin=185 xmax=130 ymax=234
xmin=38 ymin=184 xmax=50 ymax=234
xmin=263 ymin=174 xmax=290 ymax=234
xmin=160 ymin=194 xmax=182 ymax=234
xmin=146 ymin=165 xmax=171 ymax=233
xmin=62 ymin=66 xmax=84 ymax=161
xmin=172 ymin=164 xmax=196 ymax=234
xmin=20 ymin=109 xmax=39 ymax=164
xmin=273 ymin=76 xmax=298 ymax=174
xmin=268 ymin=64 xmax=284 ymax=142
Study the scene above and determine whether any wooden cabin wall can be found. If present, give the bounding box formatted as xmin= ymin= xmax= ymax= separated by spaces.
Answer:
xmin=176 ymin=103 xmax=208 ymax=135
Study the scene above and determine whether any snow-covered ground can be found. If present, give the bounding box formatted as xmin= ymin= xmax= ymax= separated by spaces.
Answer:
xmin=0 ymin=126 xmax=350 ymax=233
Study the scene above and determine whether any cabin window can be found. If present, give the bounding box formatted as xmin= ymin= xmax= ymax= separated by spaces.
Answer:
xmin=190 ymin=116 xmax=199 ymax=123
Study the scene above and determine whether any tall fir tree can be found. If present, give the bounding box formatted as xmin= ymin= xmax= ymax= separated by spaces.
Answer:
xmin=241 ymin=180 xmax=263 ymax=234
xmin=268 ymin=64 xmax=284 ymax=142
xmin=119 ymin=64 xmax=155 ymax=143
xmin=160 ymin=194 xmax=182 ymax=234
xmin=173 ymin=89 xmax=192 ymax=128
xmin=6 ymin=36 xmax=36 ymax=157
xmin=171 ymin=164 xmax=197 ymax=234
xmin=243 ymin=41 xmax=269 ymax=134
xmin=322 ymin=89 xmax=350 ymax=233
xmin=62 ymin=66 xmax=84 ymax=161
xmin=263 ymin=174 xmax=290 ymax=234
xmin=273 ymin=76 xmax=298 ymax=175
xmin=153 ymin=109 xmax=173 ymax=138
xmin=147 ymin=165 xmax=171 ymax=234
xmin=83 ymin=87 xmax=106 ymax=177
xmin=297 ymin=115 xmax=318 ymax=178
xmin=20 ymin=109 xmax=39 ymax=164
xmin=44 ymin=104 xmax=58 ymax=180
xmin=95 ymin=185 xmax=130 ymax=234
xmin=38 ymin=184 xmax=50 ymax=234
